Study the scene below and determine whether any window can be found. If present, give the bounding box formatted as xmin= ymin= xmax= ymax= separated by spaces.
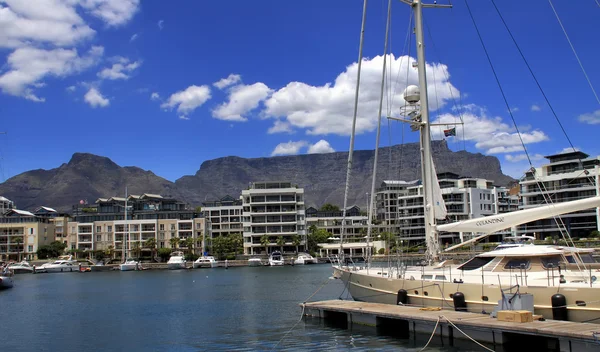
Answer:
xmin=421 ymin=275 xmax=433 ymax=280
xmin=541 ymin=256 xmax=561 ymax=269
xmin=160 ymin=224 xmax=165 ymax=231
xmin=28 ymin=245 xmax=33 ymax=252
xmin=458 ymin=257 xmax=495 ymax=270
xmin=434 ymin=275 xmax=447 ymax=281
xmin=29 ymin=228 xmax=34 ymax=235
xmin=160 ymin=241 xmax=165 ymax=248
xmin=108 ymin=225 xmax=112 ymax=232
xmin=96 ymin=235 xmax=102 ymax=242
xmin=504 ymin=258 xmax=531 ymax=270
xmin=96 ymin=226 xmax=101 ymax=232
xmin=170 ymin=224 xmax=175 ymax=230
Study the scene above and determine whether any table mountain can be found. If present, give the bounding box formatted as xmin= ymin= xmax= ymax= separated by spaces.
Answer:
xmin=0 ymin=141 xmax=515 ymax=212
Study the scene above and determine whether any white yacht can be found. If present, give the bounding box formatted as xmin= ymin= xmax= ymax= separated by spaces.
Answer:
xmin=193 ymin=256 xmax=216 ymax=268
xmin=248 ymin=257 xmax=263 ymax=267
xmin=294 ymin=253 xmax=317 ymax=265
xmin=167 ymin=251 xmax=187 ymax=270
xmin=494 ymin=235 xmax=536 ymax=250
xmin=268 ymin=251 xmax=284 ymax=266
xmin=0 ymin=266 xmax=13 ymax=289
xmin=119 ymin=259 xmax=139 ymax=271
xmin=8 ymin=260 xmax=34 ymax=274
xmin=39 ymin=255 xmax=77 ymax=273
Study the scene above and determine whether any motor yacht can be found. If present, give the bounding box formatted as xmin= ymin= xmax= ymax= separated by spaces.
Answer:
xmin=268 ymin=251 xmax=284 ymax=266
xmin=248 ymin=257 xmax=263 ymax=267
xmin=7 ymin=260 xmax=35 ymax=274
xmin=294 ymin=253 xmax=317 ymax=265
xmin=39 ymin=255 xmax=78 ymax=273
xmin=119 ymin=259 xmax=140 ymax=271
xmin=167 ymin=251 xmax=187 ymax=270
xmin=193 ymin=256 xmax=217 ymax=268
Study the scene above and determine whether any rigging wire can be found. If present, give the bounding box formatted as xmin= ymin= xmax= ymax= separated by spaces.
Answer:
xmin=548 ymin=0 xmax=600 ymax=106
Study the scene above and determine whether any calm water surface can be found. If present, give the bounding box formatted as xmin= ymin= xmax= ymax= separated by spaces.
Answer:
xmin=2 ymin=264 xmax=487 ymax=351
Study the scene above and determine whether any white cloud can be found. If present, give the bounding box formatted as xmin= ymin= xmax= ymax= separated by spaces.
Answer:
xmin=430 ymin=107 xmax=549 ymax=154
xmin=84 ymin=87 xmax=109 ymax=107
xmin=578 ymin=110 xmax=600 ymax=125
xmin=263 ymin=54 xmax=460 ymax=136
xmin=158 ymin=19 xmax=164 ymax=30
xmin=66 ymin=85 xmax=76 ymax=92
xmin=80 ymin=0 xmax=140 ymax=27
xmin=97 ymin=57 xmax=141 ymax=80
xmin=130 ymin=33 xmax=138 ymax=42
xmin=213 ymin=74 xmax=241 ymax=90
xmin=271 ymin=141 xmax=308 ymax=156
xmin=267 ymin=120 xmax=294 ymax=134
xmin=557 ymin=147 xmax=580 ymax=154
xmin=161 ymin=85 xmax=211 ymax=117
xmin=150 ymin=92 xmax=160 ymax=100
xmin=0 ymin=45 xmax=103 ymax=101
xmin=179 ymin=115 xmax=190 ymax=121
xmin=212 ymin=82 xmax=272 ymax=121
xmin=531 ymin=104 xmax=541 ymax=112
xmin=308 ymin=140 xmax=335 ymax=154
xmin=505 ymin=153 xmax=544 ymax=163
xmin=509 ymin=107 xmax=519 ymax=113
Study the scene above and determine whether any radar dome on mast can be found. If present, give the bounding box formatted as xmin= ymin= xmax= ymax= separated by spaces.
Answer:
xmin=404 ymin=85 xmax=420 ymax=104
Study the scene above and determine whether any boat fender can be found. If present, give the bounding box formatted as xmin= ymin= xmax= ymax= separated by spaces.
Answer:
xmin=551 ymin=294 xmax=568 ymax=321
xmin=397 ymin=289 xmax=408 ymax=305
xmin=592 ymin=276 xmax=597 ymax=283
xmin=453 ymin=292 xmax=467 ymax=312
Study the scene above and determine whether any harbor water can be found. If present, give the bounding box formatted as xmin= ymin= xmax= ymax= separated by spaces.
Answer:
xmin=2 ymin=264 xmax=486 ymax=351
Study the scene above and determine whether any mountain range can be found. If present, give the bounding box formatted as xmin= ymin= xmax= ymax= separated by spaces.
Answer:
xmin=0 ymin=140 xmax=515 ymax=212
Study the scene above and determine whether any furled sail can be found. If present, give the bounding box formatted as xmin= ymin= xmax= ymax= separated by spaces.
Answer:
xmin=430 ymin=157 xmax=447 ymax=220
xmin=437 ymin=196 xmax=600 ymax=235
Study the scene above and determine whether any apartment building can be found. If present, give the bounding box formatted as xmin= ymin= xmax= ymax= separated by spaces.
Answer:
xmin=305 ymin=205 xmax=385 ymax=257
xmin=0 ymin=196 xmax=14 ymax=214
xmin=376 ymin=173 xmax=506 ymax=245
xmin=69 ymin=193 xmax=206 ymax=259
xmin=241 ymin=182 xmax=306 ymax=255
xmin=0 ymin=208 xmax=55 ymax=261
xmin=518 ymin=151 xmax=600 ymax=239
xmin=202 ymin=195 xmax=243 ymax=239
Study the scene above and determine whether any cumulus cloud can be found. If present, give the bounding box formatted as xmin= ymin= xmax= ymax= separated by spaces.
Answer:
xmin=212 ymin=82 xmax=272 ymax=121
xmin=262 ymin=54 xmax=459 ymax=136
xmin=161 ymin=85 xmax=211 ymax=118
xmin=213 ymin=74 xmax=241 ymax=90
xmin=557 ymin=147 xmax=580 ymax=154
xmin=578 ymin=110 xmax=600 ymax=125
xmin=66 ymin=85 xmax=76 ymax=92
xmin=158 ymin=19 xmax=164 ymax=30
xmin=150 ymin=92 xmax=160 ymax=100
xmin=80 ymin=0 xmax=140 ymax=27
xmin=531 ymin=104 xmax=541 ymax=112
xmin=130 ymin=33 xmax=138 ymax=42
xmin=97 ymin=57 xmax=141 ymax=80
xmin=267 ymin=120 xmax=294 ymax=134
xmin=308 ymin=140 xmax=335 ymax=154
xmin=271 ymin=141 xmax=308 ymax=156
xmin=505 ymin=153 xmax=544 ymax=163
xmin=430 ymin=106 xmax=549 ymax=154
xmin=84 ymin=87 xmax=109 ymax=107
xmin=0 ymin=45 xmax=104 ymax=101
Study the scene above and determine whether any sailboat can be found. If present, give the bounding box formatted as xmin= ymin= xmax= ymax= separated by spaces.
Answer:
xmin=333 ymin=0 xmax=600 ymax=323
xmin=119 ymin=188 xmax=140 ymax=272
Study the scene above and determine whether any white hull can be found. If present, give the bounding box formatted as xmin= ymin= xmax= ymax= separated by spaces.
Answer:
xmin=0 ymin=275 xmax=13 ymax=289
xmin=269 ymin=260 xmax=284 ymax=266
xmin=43 ymin=265 xmax=75 ymax=273
xmin=293 ymin=258 xmax=305 ymax=265
xmin=335 ymin=266 xmax=600 ymax=323
xmin=248 ymin=259 xmax=263 ymax=267
xmin=10 ymin=267 xmax=33 ymax=274
xmin=119 ymin=263 xmax=138 ymax=271
xmin=193 ymin=262 xmax=216 ymax=268
xmin=168 ymin=262 xmax=187 ymax=270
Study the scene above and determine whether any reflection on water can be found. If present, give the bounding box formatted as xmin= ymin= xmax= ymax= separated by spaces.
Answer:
xmin=2 ymin=264 xmax=493 ymax=351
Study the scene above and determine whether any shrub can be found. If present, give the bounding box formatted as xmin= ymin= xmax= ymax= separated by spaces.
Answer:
xmin=378 ymin=248 xmax=385 ymax=255
xmin=185 ymin=253 xmax=199 ymax=261
xmin=157 ymin=248 xmax=172 ymax=262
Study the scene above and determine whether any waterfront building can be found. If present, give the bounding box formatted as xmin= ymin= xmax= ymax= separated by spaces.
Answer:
xmin=518 ymin=151 xmax=600 ymax=239
xmin=202 ymin=195 xmax=243 ymax=240
xmin=68 ymin=193 xmax=206 ymax=259
xmin=0 ymin=196 xmax=15 ymax=214
xmin=305 ymin=205 xmax=385 ymax=258
xmin=375 ymin=173 xmax=508 ymax=245
xmin=0 ymin=208 xmax=55 ymax=261
xmin=241 ymin=182 xmax=306 ymax=255
xmin=33 ymin=206 xmax=73 ymax=249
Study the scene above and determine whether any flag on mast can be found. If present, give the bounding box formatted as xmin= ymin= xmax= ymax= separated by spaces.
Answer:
xmin=443 ymin=127 xmax=456 ymax=137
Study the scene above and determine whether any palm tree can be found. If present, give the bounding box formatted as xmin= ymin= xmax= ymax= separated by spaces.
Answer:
xmin=196 ymin=232 xmax=205 ymax=255
xmin=13 ymin=236 xmax=23 ymax=261
xmin=105 ymin=245 xmax=115 ymax=260
xmin=292 ymin=235 xmax=301 ymax=253
xmin=169 ymin=237 xmax=180 ymax=250
xmin=260 ymin=235 xmax=270 ymax=255
xmin=132 ymin=241 xmax=141 ymax=259
xmin=184 ymin=237 xmax=195 ymax=255
xmin=277 ymin=236 xmax=285 ymax=253
xmin=144 ymin=238 xmax=157 ymax=260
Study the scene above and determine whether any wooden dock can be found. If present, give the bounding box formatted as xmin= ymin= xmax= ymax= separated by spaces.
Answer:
xmin=302 ymin=300 xmax=600 ymax=352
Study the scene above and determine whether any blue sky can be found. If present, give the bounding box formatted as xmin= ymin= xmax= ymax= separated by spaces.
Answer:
xmin=0 ymin=0 xmax=599 ymax=183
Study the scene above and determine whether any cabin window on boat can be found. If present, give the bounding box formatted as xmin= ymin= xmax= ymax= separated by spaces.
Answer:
xmin=504 ymin=258 xmax=531 ymax=270
xmin=421 ymin=275 xmax=433 ymax=280
xmin=541 ymin=256 xmax=562 ymax=269
xmin=457 ymin=257 xmax=495 ymax=271
xmin=434 ymin=275 xmax=447 ymax=281
xmin=580 ymin=253 xmax=596 ymax=263
xmin=565 ymin=255 xmax=576 ymax=264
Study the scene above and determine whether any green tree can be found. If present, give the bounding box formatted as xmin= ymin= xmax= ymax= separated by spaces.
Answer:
xmin=230 ymin=233 xmax=243 ymax=255
xmin=184 ymin=237 xmax=195 ymax=255
xmin=169 ymin=237 xmax=180 ymax=249
xmin=379 ymin=232 xmax=396 ymax=254
xmin=105 ymin=245 xmax=115 ymax=260
xmin=132 ymin=241 xmax=141 ymax=259
xmin=37 ymin=240 xmax=67 ymax=259
xmin=307 ymin=228 xmax=330 ymax=253
xmin=319 ymin=203 xmax=340 ymax=212
xmin=292 ymin=235 xmax=301 ymax=253
xmin=194 ymin=206 xmax=202 ymax=213
xmin=144 ymin=238 xmax=157 ymax=259
xmin=276 ymin=236 xmax=285 ymax=253
xmin=260 ymin=235 xmax=270 ymax=255
xmin=157 ymin=247 xmax=172 ymax=262
xmin=211 ymin=235 xmax=228 ymax=260
xmin=13 ymin=236 xmax=23 ymax=261
xmin=196 ymin=231 xmax=205 ymax=255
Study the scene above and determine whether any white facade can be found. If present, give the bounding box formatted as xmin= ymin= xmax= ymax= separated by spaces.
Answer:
xmin=518 ymin=151 xmax=599 ymax=239
xmin=0 ymin=196 xmax=14 ymax=214
xmin=203 ymin=195 xmax=243 ymax=240
xmin=242 ymin=182 xmax=306 ymax=255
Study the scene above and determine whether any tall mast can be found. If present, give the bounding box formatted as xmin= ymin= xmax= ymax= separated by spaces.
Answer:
xmin=400 ymin=0 xmax=451 ymax=264
xmin=123 ymin=186 xmax=128 ymax=261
